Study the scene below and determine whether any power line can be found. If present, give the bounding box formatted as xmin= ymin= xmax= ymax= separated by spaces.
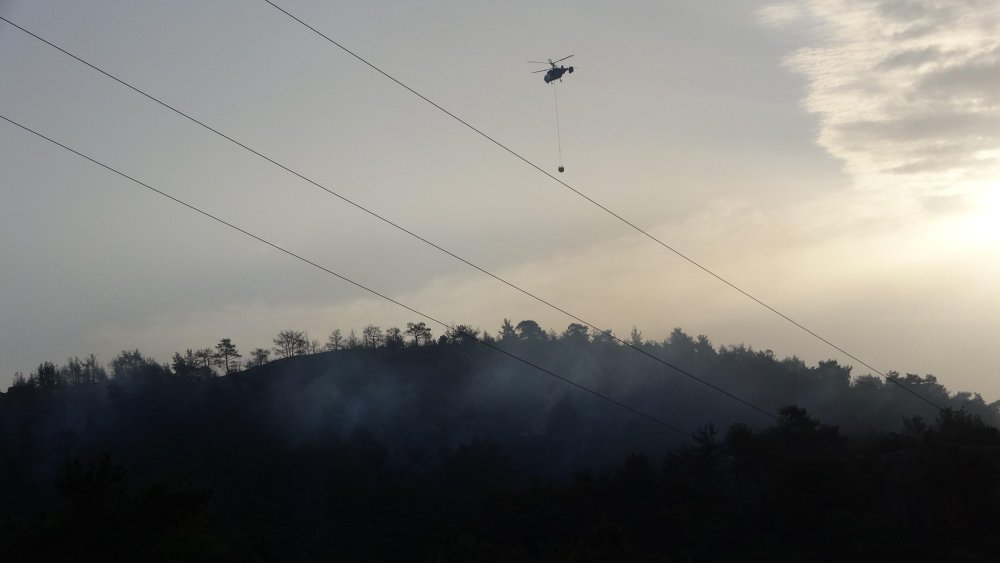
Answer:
xmin=0 ymin=112 xmax=694 ymax=439
xmin=0 ymin=16 xmax=777 ymax=422
xmin=261 ymin=1 xmax=945 ymax=412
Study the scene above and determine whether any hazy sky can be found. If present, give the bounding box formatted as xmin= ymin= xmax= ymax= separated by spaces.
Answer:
xmin=1 ymin=1 xmax=998 ymax=399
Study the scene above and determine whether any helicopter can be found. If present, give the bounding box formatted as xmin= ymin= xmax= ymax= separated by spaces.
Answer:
xmin=529 ymin=55 xmax=575 ymax=83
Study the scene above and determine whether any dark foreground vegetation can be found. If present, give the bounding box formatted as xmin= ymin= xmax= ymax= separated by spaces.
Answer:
xmin=2 ymin=322 xmax=998 ymax=561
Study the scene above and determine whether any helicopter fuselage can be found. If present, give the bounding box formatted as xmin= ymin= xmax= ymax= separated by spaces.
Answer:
xmin=544 ymin=65 xmax=574 ymax=83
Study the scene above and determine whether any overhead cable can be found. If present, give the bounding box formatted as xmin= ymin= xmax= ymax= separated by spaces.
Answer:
xmin=0 ymin=15 xmax=777 ymax=422
xmin=260 ymin=2 xmax=945 ymax=412
xmin=0 ymin=112 xmax=694 ymax=439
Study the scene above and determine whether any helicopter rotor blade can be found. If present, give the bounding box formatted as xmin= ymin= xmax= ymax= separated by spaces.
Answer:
xmin=554 ymin=55 xmax=574 ymax=63
xmin=532 ymin=69 xmax=548 ymax=73
xmin=527 ymin=60 xmax=550 ymax=64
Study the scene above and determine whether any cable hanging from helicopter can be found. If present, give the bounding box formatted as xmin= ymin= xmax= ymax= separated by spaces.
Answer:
xmin=529 ymin=55 xmax=574 ymax=173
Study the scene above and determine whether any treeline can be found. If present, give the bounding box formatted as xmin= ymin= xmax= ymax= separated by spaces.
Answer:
xmin=3 ymin=320 xmax=1000 ymax=559
xmin=7 ymin=319 xmax=701 ymax=389
xmin=7 ymin=319 xmax=998 ymax=431
xmin=8 ymin=319 xmax=497 ymax=388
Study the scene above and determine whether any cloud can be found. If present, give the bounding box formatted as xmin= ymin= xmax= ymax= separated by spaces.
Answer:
xmin=761 ymin=0 xmax=1000 ymax=207
xmin=917 ymin=46 xmax=1000 ymax=106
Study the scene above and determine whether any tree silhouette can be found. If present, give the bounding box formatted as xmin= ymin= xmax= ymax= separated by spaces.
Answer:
xmin=110 ymin=349 xmax=168 ymax=380
xmin=385 ymin=327 xmax=405 ymax=349
xmin=591 ymin=326 xmax=616 ymax=346
xmin=515 ymin=320 xmax=544 ymax=341
xmin=60 ymin=355 xmax=107 ymax=385
xmin=214 ymin=338 xmax=241 ymax=375
xmin=694 ymin=334 xmax=716 ymax=360
xmin=405 ymin=322 xmax=432 ymax=346
xmin=362 ymin=325 xmax=384 ymax=349
xmin=629 ymin=326 xmax=643 ymax=347
xmin=273 ymin=330 xmax=309 ymax=358
xmin=498 ymin=318 xmax=517 ymax=342
xmin=171 ymin=350 xmax=201 ymax=379
xmin=325 ymin=329 xmax=344 ymax=351
xmin=346 ymin=329 xmax=360 ymax=349
xmin=9 ymin=371 xmax=30 ymax=390
xmin=193 ymin=348 xmax=218 ymax=373
xmin=33 ymin=361 xmax=63 ymax=388
xmin=561 ymin=323 xmax=590 ymax=345
xmin=446 ymin=324 xmax=479 ymax=344
xmin=247 ymin=347 xmax=270 ymax=368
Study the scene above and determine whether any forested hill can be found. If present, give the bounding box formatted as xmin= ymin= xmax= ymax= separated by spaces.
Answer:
xmin=5 ymin=323 xmax=996 ymax=457
xmin=2 ymin=323 xmax=999 ymax=561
